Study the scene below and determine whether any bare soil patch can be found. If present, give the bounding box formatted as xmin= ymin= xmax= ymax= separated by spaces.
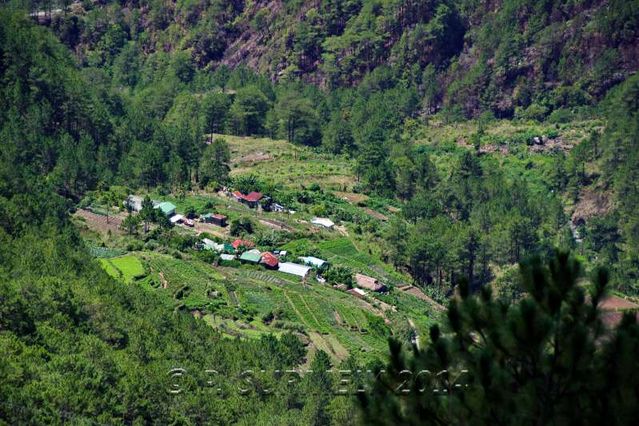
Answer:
xmin=362 ymin=207 xmax=388 ymax=221
xmin=259 ymin=218 xmax=293 ymax=231
xmin=571 ymin=188 xmax=612 ymax=224
xmin=75 ymin=209 xmax=123 ymax=234
xmin=233 ymin=151 xmax=273 ymax=165
xmin=334 ymin=191 xmax=369 ymax=204
xmin=159 ymin=272 xmax=168 ymax=289
xmin=599 ymin=295 xmax=639 ymax=311
xmin=193 ymin=222 xmax=229 ymax=238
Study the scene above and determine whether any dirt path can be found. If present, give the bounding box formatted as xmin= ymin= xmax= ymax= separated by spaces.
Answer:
xmin=193 ymin=222 xmax=228 ymax=238
xmin=259 ymin=218 xmax=293 ymax=232
xmin=159 ymin=272 xmax=168 ymax=289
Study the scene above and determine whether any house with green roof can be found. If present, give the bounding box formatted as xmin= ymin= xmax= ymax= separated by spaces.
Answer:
xmin=239 ymin=249 xmax=262 ymax=264
xmin=155 ymin=201 xmax=176 ymax=217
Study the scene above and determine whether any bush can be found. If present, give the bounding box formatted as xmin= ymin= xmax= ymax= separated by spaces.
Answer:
xmin=230 ymin=217 xmax=254 ymax=236
xmin=144 ymin=240 xmax=158 ymax=251
xmin=546 ymin=108 xmax=573 ymax=124
xmin=126 ymin=240 xmax=144 ymax=251
xmin=323 ymin=265 xmax=354 ymax=287
xmin=195 ymin=249 xmax=218 ymax=263
xmin=515 ymin=103 xmax=548 ymax=121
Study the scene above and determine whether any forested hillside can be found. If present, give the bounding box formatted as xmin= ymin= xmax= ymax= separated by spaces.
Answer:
xmin=2 ymin=1 xmax=639 ymax=424
xmin=33 ymin=0 xmax=639 ymax=117
xmin=9 ymin=0 xmax=639 ymax=293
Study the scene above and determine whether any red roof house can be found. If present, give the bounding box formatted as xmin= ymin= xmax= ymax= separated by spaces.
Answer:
xmin=232 ymin=191 xmax=263 ymax=207
xmin=244 ymin=192 xmax=263 ymax=202
xmin=261 ymin=252 xmax=279 ymax=269
xmin=355 ymin=273 xmax=387 ymax=292
xmin=232 ymin=239 xmax=254 ymax=250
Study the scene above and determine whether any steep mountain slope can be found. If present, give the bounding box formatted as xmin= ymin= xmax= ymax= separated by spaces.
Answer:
xmin=44 ymin=0 xmax=639 ymax=117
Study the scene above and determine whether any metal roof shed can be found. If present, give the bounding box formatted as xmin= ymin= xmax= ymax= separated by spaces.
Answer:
xmin=299 ymin=256 xmax=328 ymax=268
xmin=311 ymin=217 xmax=335 ymax=228
xmin=202 ymin=238 xmax=224 ymax=252
xmin=278 ymin=262 xmax=312 ymax=278
xmin=239 ymin=249 xmax=262 ymax=263
xmin=170 ymin=214 xmax=184 ymax=224
xmin=156 ymin=202 xmax=176 ymax=217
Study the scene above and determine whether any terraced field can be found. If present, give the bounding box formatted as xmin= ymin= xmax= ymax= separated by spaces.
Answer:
xmin=218 ymin=134 xmax=356 ymax=190
xmin=92 ymin=212 xmax=441 ymax=363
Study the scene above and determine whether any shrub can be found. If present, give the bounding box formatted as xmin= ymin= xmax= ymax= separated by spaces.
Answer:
xmin=230 ymin=217 xmax=254 ymax=236
xmin=515 ymin=103 xmax=548 ymax=121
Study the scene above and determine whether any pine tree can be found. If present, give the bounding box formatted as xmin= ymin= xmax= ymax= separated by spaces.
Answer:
xmin=359 ymin=251 xmax=639 ymax=425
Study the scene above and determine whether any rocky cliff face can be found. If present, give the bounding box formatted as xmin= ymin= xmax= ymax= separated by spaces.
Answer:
xmin=47 ymin=0 xmax=639 ymax=116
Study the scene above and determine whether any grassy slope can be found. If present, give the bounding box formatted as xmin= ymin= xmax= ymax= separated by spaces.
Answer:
xmin=219 ymin=134 xmax=356 ymax=191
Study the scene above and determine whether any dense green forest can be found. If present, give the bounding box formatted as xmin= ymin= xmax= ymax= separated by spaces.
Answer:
xmin=1 ymin=0 xmax=639 ymax=424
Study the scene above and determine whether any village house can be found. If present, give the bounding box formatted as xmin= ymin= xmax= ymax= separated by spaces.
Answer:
xmin=155 ymin=201 xmax=176 ymax=217
xmin=278 ymin=262 xmax=312 ymax=279
xmin=355 ymin=273 xmax=387 ymax=292
xmin=169 ymin=214 xmax=184 ymax=225
xmin=232 ymin=239 xmax=254 ymax=250
xmin=125 ymin=195 xmax=144 ymax=212
xmin=348 ymin=288 xmax=367 ymax=299
xmin=260 ymin=252 xmax=279 ymax=269
xmin=299 ymin=256 xmax=328 ymax=269
xmin=232 ymin=191 xmax=263 ymax=208
xmin=311 ymin=217 xmax=335 ymax=229
xmin=239 ymin=249 xmax=262 ymax=264
xmin=202 ymin=238 xmax=225 ymax=252
xmin=202 ymin=213 xmax=227 ymax=227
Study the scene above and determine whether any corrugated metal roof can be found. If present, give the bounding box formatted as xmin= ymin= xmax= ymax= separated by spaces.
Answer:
xmin=233 ymin=191 xmax=263 ymax=203
xmin=299 ymin=256 xmax=327 ymax=268
xmin=170 ymin=214 xmax=184 ymax=224
xmin=232 ymin=239 xmax=254 ymax=249
xmin=156 ymin=202 xmax=176 ymax=215
xmin=278 ymin=262 xmax=312 ymax=277
xmin=239 ymin=249 xmax=262 ymax=263
xmin=202 ymin=238 xmax=224 ymax=252
xmin=355 ymin=273 xmax=385 ymax=292
xmin=244 ymin=192 xmax=263 ymax=202
xmin=311 ymin=217 xmax=335 ymax=228
xmin=261 ymin=252 xmax=279 ymax=268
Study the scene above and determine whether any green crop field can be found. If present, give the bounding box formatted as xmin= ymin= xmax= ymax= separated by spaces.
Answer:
xmin=99 ymin=255 xmax=146 ymax=283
